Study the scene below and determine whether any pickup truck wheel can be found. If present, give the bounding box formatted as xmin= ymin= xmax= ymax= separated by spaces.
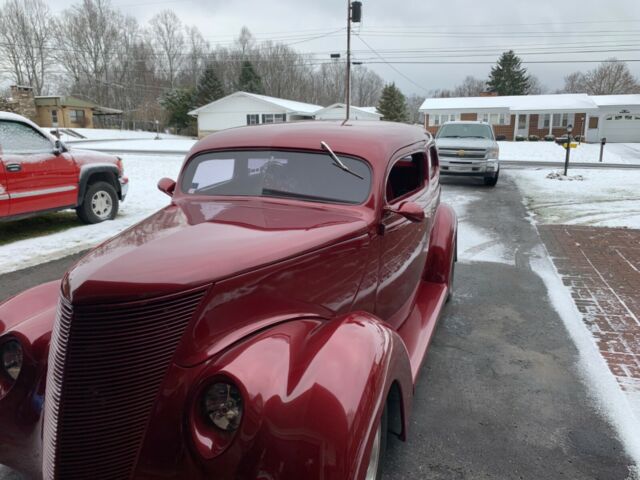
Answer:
xmin=484 ymin=169 xmax=499 ymax=187
xmin=365 ymin=406 xmax=388 ymax=480
xmin=77 ymin=181 xmax=119 ymax=224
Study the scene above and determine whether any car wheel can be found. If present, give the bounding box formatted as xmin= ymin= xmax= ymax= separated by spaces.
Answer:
xmin=364 ymin=406 xmax=388 ymax=480
xmin=76 ymin=181 xmax=119 ymax=224
xmin=484 ymin=169 xmax=499 ymax=187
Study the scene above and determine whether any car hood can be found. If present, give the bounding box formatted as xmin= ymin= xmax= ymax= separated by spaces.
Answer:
xmin=435 ymin=138 xmax=495 ymax=150
xmin=63 ymin=199 xmax=370 ymax=305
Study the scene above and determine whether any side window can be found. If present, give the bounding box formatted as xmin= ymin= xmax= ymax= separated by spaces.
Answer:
xmin=0 ymin=120 xmax=52 ymax=154
xmin=429 ymin=146 xmax=439 ymax=178
xmin=386 ymin=152 xmax=427 ymax=203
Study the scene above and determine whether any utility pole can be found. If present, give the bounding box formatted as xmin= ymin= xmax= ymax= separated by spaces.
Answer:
xmin=345 ymin=1 xmax=362 ymax=123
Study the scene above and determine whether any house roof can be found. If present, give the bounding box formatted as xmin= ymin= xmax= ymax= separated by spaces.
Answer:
xmin=313 ymin=103 xmax=383 ymax=117
xmin=189 ymin=91 xmax=323 ymax=116
xmin=590 ymin=94 xmax=640 ymax=107
xmin=420 ymin=93 xmax=599 ymax=113
xmin=34 ymin=95 xmax=97 ymax=109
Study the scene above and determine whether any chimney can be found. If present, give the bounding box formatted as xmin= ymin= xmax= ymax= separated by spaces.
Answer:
xmin=10 ymin=85 xmax=37 ymax=121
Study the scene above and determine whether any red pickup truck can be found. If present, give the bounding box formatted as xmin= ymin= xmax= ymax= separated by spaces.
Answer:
xmin=0 ymin=112 xmax=128 ymax=224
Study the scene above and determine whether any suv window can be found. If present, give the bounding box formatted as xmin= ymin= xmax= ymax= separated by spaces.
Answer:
xmin=436 ymin=123 xmax=494 ymax=140
xmin=182 ymin=150 xmax=371 ymax=205
xmin=0 ymin=120 xmax=52 ymax=154
xmin=386 ymin=152 xmax=426 ymax=203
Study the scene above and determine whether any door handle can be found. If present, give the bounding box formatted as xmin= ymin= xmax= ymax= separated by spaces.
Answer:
xmin=6 ymin=163 xmax=21 ymax=172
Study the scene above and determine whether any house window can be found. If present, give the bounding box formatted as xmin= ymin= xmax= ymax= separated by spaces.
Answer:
xmin=479 ymin=113 xmax=509 ymax=125
xmin=261 ymin=114 xmax=286 ymax=124
xmin=51 ymin=109 xmax=58 ymax=125
xmin=540 ymin=113 xmax=575 ymax=129
xmin=69 ymin=109 xmax=85 ymax=123
xmin=430 ymin=113 xmax=456 ymax=126
xmin=246 ymin=114 xmax=259 ymax=125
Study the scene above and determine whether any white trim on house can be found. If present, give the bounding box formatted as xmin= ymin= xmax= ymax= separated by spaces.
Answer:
xmin=313 ymin=103 xmax=382 ymax=121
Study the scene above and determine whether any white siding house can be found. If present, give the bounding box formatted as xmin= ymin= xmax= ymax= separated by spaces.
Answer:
xmin=313 ymin=103 xmax=382 ymax=121
xmin=589 ymin=95 xmax=640 ymax=143
xmin=189 ymin=91 xmax=322 ymax=137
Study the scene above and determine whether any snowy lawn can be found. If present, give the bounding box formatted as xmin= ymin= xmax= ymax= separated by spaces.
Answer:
xmin=499 ymin=141 xmax=640 ymax=165
xmin=71 ymin=138 xmax=196 ymax=153
xmin=0 ymin=153 xmax=184 ymax=275
xmin=56 ymin=127 xmax=192 ymax=143
xmin=508 ymin=168 xmax=640 ymax=229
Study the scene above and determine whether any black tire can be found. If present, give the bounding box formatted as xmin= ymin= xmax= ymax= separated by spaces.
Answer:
xmin=364 ymin=405 xmax=388 ymax=480
xmin=76 ymin=181 xmax=119 ymax=224
xmin=484 ymin=169 xmax=499 ymax=187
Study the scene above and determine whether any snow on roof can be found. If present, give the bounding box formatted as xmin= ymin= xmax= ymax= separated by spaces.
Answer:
xmin=313 ymin=103 xmax=382 ymax=117
xmin=357 ymin=106 xmax=381 ymax=115
xmin=420 ymin=93 xmax=599 ymax=113
xmin=189 ymin=91 xmax=322 ymax=116
xmin=590 ymin=94 xmax=640 ymax=107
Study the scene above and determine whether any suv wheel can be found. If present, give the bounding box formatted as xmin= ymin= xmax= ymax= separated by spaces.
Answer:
xmin=484 ymin=169 xmax=499 ymax=187
xmin=77 ymin=181 xmax=119 ymax=224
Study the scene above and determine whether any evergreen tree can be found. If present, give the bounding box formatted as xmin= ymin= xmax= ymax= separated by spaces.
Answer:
xmin=160 ymin=87 xmax=196 ymax=133
xmin=238 ymin=60 xmax=264 ymax=94
xmin=487 ymin=50 xmax=531 ymax=95
xmin=377 ymin=82 xmax=409 ymax=122
xmin=194 ymin=64 xmax=225 ymax=107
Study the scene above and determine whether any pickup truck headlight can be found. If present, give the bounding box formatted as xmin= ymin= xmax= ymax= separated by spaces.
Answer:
xmin=487 ymin=147 xmax=499 ymax=159
xmin=1 ymin=339 xmax=23 ymax=381
xmin=202 ymin=382 xmax=243 ymax=432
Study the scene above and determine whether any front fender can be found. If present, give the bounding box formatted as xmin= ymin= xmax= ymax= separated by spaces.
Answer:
xmin=0 ymin=280 xmax=59 ymax=478
xmin=187 ymin=313 xmax=412 ymax=480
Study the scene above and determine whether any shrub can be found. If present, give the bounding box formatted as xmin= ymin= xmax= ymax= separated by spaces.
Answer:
xmin=528 ymin=135 xmax=539 ymax=141
xmin=544 ymin=134 xmax=555 ymax=141
xmin=515 ymin=135 xmax=526 ymax=142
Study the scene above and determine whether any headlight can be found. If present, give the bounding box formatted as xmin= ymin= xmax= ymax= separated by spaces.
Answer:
xmin=1 ymin=340 xmax=23 ymax=381
xmin=487 ymin=147 xmax=499 ymax=159
xmin=202 ymin=382 xmax=243 ymax=432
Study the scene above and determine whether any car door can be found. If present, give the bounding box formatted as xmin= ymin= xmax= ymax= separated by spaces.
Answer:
xmin=0 ymin=161 xmax=8 ymax=217
xmin=376 ymin=148 xmax=439 ymax=329
xmin=0 ymin=119 xmax=78 ymax=217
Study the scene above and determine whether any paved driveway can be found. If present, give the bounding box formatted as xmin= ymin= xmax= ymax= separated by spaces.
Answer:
xmin=0 ymin=175 xmax=634 ymax=479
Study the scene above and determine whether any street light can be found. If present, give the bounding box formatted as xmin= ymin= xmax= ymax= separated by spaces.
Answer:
xmin=563 ymin=123 xmax=573 ymax=176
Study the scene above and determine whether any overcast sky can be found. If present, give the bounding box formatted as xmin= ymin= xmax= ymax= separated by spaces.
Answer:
xmin=37 ymin=0 xmax=640 ymax=96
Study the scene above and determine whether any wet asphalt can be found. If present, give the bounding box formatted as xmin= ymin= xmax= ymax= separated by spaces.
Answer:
xmin=0 ymin=174 xmax=634 ymax=479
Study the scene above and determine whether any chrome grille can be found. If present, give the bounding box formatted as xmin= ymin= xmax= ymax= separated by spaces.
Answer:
xmin=43 ymin=288 xmax=207 ymax=480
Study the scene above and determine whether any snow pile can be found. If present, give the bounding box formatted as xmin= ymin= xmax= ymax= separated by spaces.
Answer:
xmin=499 ymin=141 xmax=640 ymax=165
xmin=0 ymin=154 xmax=184 ymax=275
xmin=545 ymin=171 xmax=584 ymax=181
xmin=508 ymin=169 xmax=640 ymax=229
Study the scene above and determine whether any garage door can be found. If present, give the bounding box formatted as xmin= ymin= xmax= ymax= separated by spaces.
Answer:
xmin=601 ymin=113 xmax=640 ymax=142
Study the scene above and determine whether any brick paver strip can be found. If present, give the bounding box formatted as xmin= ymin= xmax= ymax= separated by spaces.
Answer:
xmin=539 ymin=225 xmax=640 ymax=396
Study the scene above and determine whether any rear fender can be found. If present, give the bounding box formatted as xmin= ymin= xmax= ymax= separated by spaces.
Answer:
xmin=423 ymin=203 xmax=457 ymax=285
xmin=189 ymin=313 xmax=413 ymax=480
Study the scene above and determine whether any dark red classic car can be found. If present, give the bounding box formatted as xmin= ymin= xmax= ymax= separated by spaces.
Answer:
xmin=0 ymin=121 xmax=456 ymax=480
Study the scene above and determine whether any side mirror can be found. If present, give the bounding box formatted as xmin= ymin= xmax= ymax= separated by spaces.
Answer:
xmin=495 ymin=135 xmax=506 ymax=141
xmin=384 ymin=201 xmax=425 ymax=222
xmin=158 ymin=177 xmax=176 ymax=197
xmin=53 ymin=139 xmax=65 ymax=155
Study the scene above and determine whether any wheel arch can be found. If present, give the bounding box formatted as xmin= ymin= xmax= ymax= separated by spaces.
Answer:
xmin=424 ymin=202 xmax=458 ymax=285
xmin=77 ymin=164 xmax=121 ymax=204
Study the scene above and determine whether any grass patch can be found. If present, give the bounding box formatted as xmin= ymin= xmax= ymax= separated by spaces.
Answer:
xmin=0 ymin=211 xmax=82 ymax=246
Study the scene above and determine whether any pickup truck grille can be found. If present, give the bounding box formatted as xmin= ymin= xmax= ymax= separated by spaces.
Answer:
xmin=438 ymin=149 xmax=487 ymax=159
xmin=43 ymin=288 xmax=207 ymax=480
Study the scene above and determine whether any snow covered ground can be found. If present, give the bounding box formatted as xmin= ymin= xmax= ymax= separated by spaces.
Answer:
xmin=0 ymin=153 xmax=184 ymax=275
xmin=499 ymin=141 xmax=640 ymax=165
xmin=508 ymin=168 xmax=640 ymax=229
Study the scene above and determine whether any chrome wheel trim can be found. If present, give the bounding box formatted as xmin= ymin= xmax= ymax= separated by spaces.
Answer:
xmin=91 ymin=191 xmax=113 ymax=220
xmin=365 ymin=421 xmax=382 ymax=480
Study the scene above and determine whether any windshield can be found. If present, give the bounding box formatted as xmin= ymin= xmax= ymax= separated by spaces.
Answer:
xmin=181 ymin=150 xmax=371 ymax=204
xmin=436 ymin=123 xmax=494 ymax=140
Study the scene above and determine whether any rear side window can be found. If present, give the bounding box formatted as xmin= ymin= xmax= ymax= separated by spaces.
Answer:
xmin=181 ymin=150 xmax=371 ymax=205
xmin=0 ymin=120 xmax=52 ymax=154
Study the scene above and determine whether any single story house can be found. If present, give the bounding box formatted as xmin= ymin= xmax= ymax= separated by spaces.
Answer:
xmin=313 ymin=103 xmax=382 ymax=121
xmin=189 ymin=91 xmax=322 ymax=137
xmin=420 ymin=93 xmax=640 ymax=143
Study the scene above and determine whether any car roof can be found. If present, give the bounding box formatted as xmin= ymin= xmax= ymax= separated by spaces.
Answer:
xmin=191 ymin=121 xmax=432 ymax=168
xmin=0 ymin=111 xmax=55 ymax=141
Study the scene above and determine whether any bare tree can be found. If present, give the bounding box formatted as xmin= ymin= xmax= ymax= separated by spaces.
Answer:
xmin=351 ymin=66 xmax=384 ymax=107
xmin=149 ymin=10 xmax=185 ymax=87
xmin=452 ymin=76 xmax=486 ymax=97
xmin=527 ymin=75 xmax=546 ymax=95
xmin=182 ymin=25 xmax=210 ymax=87
xmin=406 ymin=94 xmax=426 ymax=124
xmin=563 ymin=60 xmax=639 ymax=94
xmin=0 ymin=0 xmax=53 ymax=94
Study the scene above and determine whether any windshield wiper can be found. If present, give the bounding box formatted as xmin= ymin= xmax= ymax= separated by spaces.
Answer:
xmin=320 ymin=141 xmax=364 ymax=180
